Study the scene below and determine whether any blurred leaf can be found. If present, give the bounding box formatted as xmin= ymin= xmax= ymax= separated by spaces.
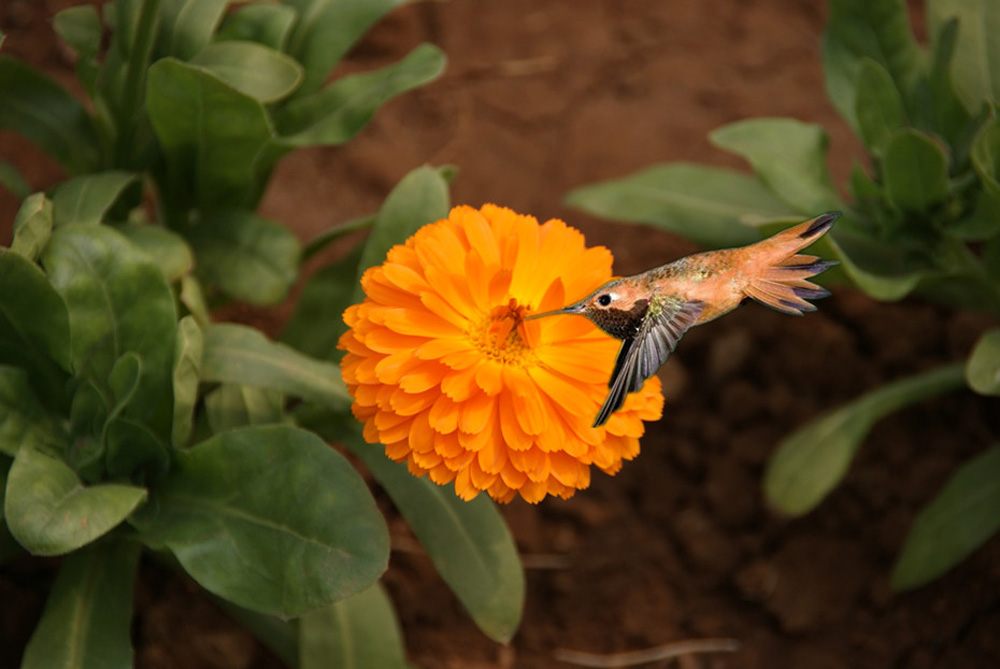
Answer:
xmin=966 ymin=328 xmax=1000 ymax=395
xmin=765 ymin=364 xmax=965 ymax=516
xmin=855 ymin=59 xmax=907 ymax=157
xmin=891 ymin=446 xmax=1000 ymax=590
xmin=186 ymin=210 xmax=301 ymax=305
xmin=179 ymin=274 xmax=211 ymax=327
xmin=710 ymin=118 xmax=843 ymax=214
xmin=131 ymin=425 xmax=390 ymax=618
xmin=883 ymin=129 xmax=950 ymax=211
xmin=823 ymin=0 xmax=922 ymax=130
xmin=341 ymin=422 xmax=524 ymax=643
xmin=0 ymin=246 xmax=72 ymax=373
xmin=204 ymin=384 xmax=284 ymax=433
xmin=971 ymin=115 xmax=1000 ymax=202
xmin=0 ymin=160 xmax=30 ymax=200
xmin=10 ymin=192 xmax=53 ymax=261
xmin=276 ymin=44 xmax=446 ymax=147
xmin=300 ymin=582 xmax=407 ymax=669
xmin=212 ymin=597 xmax=299 ymax=667
xmin=918 ymin=18 xmax=972 ymax=148
xmin=826 ymin=223 xmax=922 ymax=300
xmin=216 ymin=3 xmax=298 ymax=50
xmin=5 ymin=445 xmax=147 ymax=555
xmin=284 ymin=0 xmax=415 ymax=96
xmin=51 ymin=171 xmax=139 ymax=227
xmin=566 ymin=163 xmax=786 ymax=249
xmin=21 ymin=540 xmax=140 ymax=669
xmin=118 ymin=223 xmax=195 ymax=282
xmin=157 ymin=0 xmax=228 ymax=60
xmin=202 ymin=323 xmax=350 ymax=407
xmin=927 ymin=0 xmax=1000 ymax=113
xmin=42 ymin=226 xmax=177 ymax=430
xmin=191 ymin=41 xmax=304 ymax=103
xmin=105 ymin=417 xmax=171 ymax=481
xmin=0 ymin=365 xmax=67 ymax=457
xmin=172 ymin=316 xmax=202 ymax=447
xmin=302 ymin=214 xmax=375 ymax=261
xmin=53 ymin=5 xmax=102 ymax=58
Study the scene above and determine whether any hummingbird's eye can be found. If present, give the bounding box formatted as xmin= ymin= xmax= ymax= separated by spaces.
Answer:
xmin=597 ymin=294 xmax=613 ymax=307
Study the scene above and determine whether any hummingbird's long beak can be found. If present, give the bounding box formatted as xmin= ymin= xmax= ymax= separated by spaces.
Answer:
xmin=523 ymin=302 xmax=586 ymax=321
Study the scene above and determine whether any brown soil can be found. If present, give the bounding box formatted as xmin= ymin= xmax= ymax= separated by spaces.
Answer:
xmin=2 ymin=1 xmax=999 ymax=668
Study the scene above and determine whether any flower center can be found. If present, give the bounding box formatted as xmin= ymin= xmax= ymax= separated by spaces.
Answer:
xmin=468 ymin=299 xmax=536 ymax=366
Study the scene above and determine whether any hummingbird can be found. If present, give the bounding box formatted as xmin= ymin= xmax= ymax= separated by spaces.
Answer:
xmin=526 ymin=212 xmax=839 ymax=428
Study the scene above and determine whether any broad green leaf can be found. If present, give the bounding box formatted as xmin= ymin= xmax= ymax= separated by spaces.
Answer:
xmin=0 ymin=159 xmax=30 ymax=200
xmin=0 ymin=57 xmax=101 ymax=174
xmin=216 ymin=3 xmax=298 ymax=50
xmin=882 ymin=129 xmax=951 ymax=212
xmin=823 ymin=0 xmax=923 ymax=130
xmin=966 ymin=328 xmax=1000 ymax=395
xmin=855 ymin=59 xmax=907 ymax=157
xmin=105 ymin=417 xmax=171 ymax=480
xmin=146 ymin=58 xmax=275 ymax=210
xmin=891 ymin=446 xmax=1000 ymax=589
xmin=21 ymin=540 xmax=141 ymax=669
xmin=191 ymin=41 xmax=304 ymax=104
xmin=41 ymin=225 xmax=177 ymax=429
xmin=51 ymin=171 xmax=139 ymax=227
xmin=566 ymin=163 xmax=786 ymax=249
xmin=10 ymin=192 xmax=53 ymax=261
xmin=281 ymin=244 xmax=364 ymax=361
xmin=826 ymin=220 xmax=922 ymax=300
xmin=117 ymin=223 xmax=195 ymax=282
xmin=340 ymin=422 xmax=524 ymax=643
xmin=131 ymin=425 xmax=389 ymax=618
xmin=919 ymin=18 xmax=972 ymax=148
xmin=300 ymin=582 xmax=407 ymax=669
xmin=709 ymin=118 xmax=843 ymax=214
xmin=172 ymin=316 xmax=202 ymax=447
xmin=157 ymin=0 xmax=228 ymax=60
xmin=275 ymin=44 xmax=446 ymax=147
xmin=0 ymin=366 xmax=67 ymax=457
xmin=927 ymin=0 xmax=1000 ymax=113
xmin=971 ymin=115 xmax=1000 ymax=201
xmin=284 ymin=0 xmax=414 ymax=96
xmin=202 ymin=323 xmax=350 ymax=407
xmin=5 ymin=445 xmax=147 ymax=555
xmin=355 ymin=165 xmax=450 ymax=303
xmin=0 ymin=246 xmax=72 ymax=373
xmin=204 ymin=384 xmax=284 ymax=433
xmin=53 ymin=5 xmax=102 ymax=58
xmin=765 ymin=363 xmax=965 ymax=516
xmin=186 ymin=210 xmax=300 ymax=305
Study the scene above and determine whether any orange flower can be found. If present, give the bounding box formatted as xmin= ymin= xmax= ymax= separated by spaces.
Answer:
xmin=338 ymin=205 xmax=664 ymax=503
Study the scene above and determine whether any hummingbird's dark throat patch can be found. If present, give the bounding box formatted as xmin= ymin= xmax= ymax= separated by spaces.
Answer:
xmin=467 ymin=298 xmax=537 ymax=365
xmin=593 ymin=299 xmax=649 ymax=339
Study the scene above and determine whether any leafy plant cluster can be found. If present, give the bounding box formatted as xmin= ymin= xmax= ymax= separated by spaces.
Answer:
xmin=0 ymin=1 xmax=523 ymax=666
xmin=566 ymin=0 xmax=1000 ymax=590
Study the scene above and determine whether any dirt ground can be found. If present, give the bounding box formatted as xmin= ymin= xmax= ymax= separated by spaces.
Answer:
xmin=2 ymin=1 xmax=999 ymax=668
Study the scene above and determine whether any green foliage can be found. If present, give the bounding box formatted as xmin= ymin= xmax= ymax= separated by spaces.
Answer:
xmin=567 ymin=0 xmax=1000 ymax=590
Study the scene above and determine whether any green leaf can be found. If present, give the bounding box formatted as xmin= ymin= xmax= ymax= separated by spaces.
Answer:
xmin=105 ymin=417 xmax=171 ymax=481
xmin=927 ymin=0 xmax=1000 ymax=113
xmin=186 ymin=210 xmax=301 ymax=305
xmin=117 ymin=223 xmax=195 ymax=282
xmin=966 ymin=328 xmax=1000 ymax=395
xmin=5 ymin=445 xmax=147 ymax=555
xmin=284 ymin=0 xmax=415 ymax=96
xmin=302 ymin=213 xmax=375 ymax=262
xmin=0 ymin=57 xmax=101 ymax=174
xmin=354 ymin=165 xmax=451 ymax=303
xmin=202 ymin=323 xmax=350 ymax=408
xmin=41 ymin=225 xmax=177 ymax=429
xmin=21 ymin=540 xmax=141 ymax=669
xmin=823 ymin=0 xmax=922 ymax=130
xmin=300 ymin=582 xmax=407 ymax=669
xmin=919 ymin=18 xmax=972 ymax=148
xmin=0 ymin=365 xmax=67 ymax=457
xmin=172 ymin=316 xmax=202 ymax=447
xmin=10 ymin=192 xmax=53 ymax=261
xmin=51 ymin=170 xmax=139 ymax=227
xmin=53 ymin=5 xmax=102 ymax=59
xmin=191 ymin=41 xmax=304 ymax=104
xmin=216 ymin=3 xmax=298 ymax=51
xmin=709 ymin=118 xmax=843 ymax=214
xmin=131 ymin=425 xmax=389 ymax=618
xmin=892 ymin=446 xmax=1000 ymax=589
xmin=765 ymin=364 xmax=965 ymax=516
xmin=855 ymin=59 xmax=907 ymax=157
xmin=204 ymin=384 xmax=284 ymax=433
xmin=275 ymin=43 xmax=446 ymax=147
xmin=0 ymin=159 xmax=31 ymax=200
xmin=179 ymin=274 xmax=211 ymax=327
xmin=971 ymin=115 xmax=1000 ymax=202
xmin=882 ymin=129 xmax=951 ymax=212
xmin=341 ymin=422 xmax=524 ymax=643
xmin=566 ymin=163 xmax=787 ymax=249
xmin=825 ymin=218 xmax=923 ymax=300
xmin=156 ymin=0 xmax=228 ymax=60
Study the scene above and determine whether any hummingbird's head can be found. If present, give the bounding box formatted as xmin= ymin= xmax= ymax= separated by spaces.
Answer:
xmin=525 ymin=278 xmax=650 ymax=339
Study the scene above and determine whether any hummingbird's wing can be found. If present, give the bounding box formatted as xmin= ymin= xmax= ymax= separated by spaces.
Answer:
xmin=593 ymin=299 xmax=704 ymax=428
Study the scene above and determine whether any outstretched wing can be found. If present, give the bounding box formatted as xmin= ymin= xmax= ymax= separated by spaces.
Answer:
xmin=593 ymin=299 xmax=704 ymax=427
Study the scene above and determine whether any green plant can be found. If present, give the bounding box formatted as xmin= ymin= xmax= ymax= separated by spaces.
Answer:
xmin=1 ymin=2 xmax=523 ymax=666
xmin=564 ymin=0 xmax=1000 ymax=590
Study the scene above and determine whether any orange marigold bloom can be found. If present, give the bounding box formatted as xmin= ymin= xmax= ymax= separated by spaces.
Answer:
xmin=338 ymin=204 xmax=664 ymax=503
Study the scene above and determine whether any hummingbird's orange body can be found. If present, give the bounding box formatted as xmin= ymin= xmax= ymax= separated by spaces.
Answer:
xmin=527 ymin=212 xmax=839 ymax=427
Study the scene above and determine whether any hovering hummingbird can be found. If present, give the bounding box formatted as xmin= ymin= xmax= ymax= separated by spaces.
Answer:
xmin=526 ymin=212 xmax=839 ymax=428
